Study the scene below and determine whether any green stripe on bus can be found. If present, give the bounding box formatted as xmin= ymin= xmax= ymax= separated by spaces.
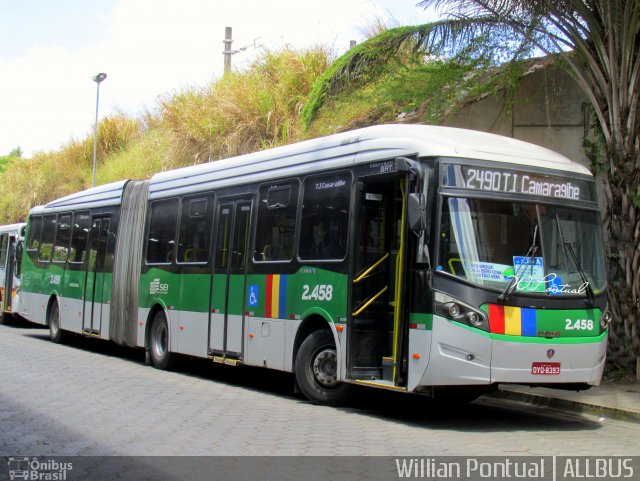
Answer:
xmin=409 ymin=312 xmax=433 ymax=330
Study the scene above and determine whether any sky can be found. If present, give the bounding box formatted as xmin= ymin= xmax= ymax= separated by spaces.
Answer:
xmin=0 ymin=0 xmax=437 ymax=157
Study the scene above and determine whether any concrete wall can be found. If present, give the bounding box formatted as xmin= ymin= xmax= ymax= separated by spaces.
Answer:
xmin=444 ymin=62 xmax=592 ymax=170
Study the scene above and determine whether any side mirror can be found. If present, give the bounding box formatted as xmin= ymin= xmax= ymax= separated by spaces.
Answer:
xmin=408 ymin=193 xmax=426 ymax=233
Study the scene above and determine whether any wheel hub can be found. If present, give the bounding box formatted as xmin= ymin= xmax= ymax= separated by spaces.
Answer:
xmin=312 ymin=348 xmax=338 ymax=388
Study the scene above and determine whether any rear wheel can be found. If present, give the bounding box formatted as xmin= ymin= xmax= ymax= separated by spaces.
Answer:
xmin=295 ymin=329 xmax=352 ymax=406
xmin=149 ymin=311 xmax=175 ymax=369
xmin=48 ymin=301 xmax=66 ymax=343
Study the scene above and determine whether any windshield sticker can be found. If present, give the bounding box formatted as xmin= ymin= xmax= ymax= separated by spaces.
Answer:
xmin=548 ymin=275 xmax=563 ymax=295
xmin=512 ymin=256 xmax=546 ymax=292
xmin=465 ymin=262 xmax=514 ymax=282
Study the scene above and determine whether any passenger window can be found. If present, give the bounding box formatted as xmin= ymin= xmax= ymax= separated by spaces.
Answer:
xmin=146 ymin=198 xmax=179 ymax=264
xmin=0 ymin=234 xmax=7 ymax=268
xmin=299 ymin=173 xmax=351 ymax=261
xmin=38 ymin=215 xmax=57 ymax=262
xmin=69 ymin=212 xmax=90 ymax=263
xmin=26 ymin=216 xmax=43 ymax=252
xmin=53 ymin=214 xmax=71 ymax=263
xmin=177 ymin=195 xmax=213 ymax=263
xmin=254 ymin=182 xmax=299 ymax=262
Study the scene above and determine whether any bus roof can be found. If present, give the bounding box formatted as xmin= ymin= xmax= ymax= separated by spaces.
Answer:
xmin=148 ymin=124 xmax=591 ymax=198
xmin=29 ymin=124 xmax=593 ymax=211
xmin=30 ymin=180 xmax=129 ymax=215
xmin=0 ymin=222 xmax=26 ymax=234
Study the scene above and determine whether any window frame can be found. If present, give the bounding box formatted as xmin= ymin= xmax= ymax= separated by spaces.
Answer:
xmin=252 ymin=179 xmax=300 ymax=264
xmin=69 ymin=210 xmax=91 ymax=265
xmin=0 ymin=234 xmax=8 ymax=269
xmin=145 ymin=197 xmax=180 ymax=266
xmin=38 ymin=214 xmax=57 ymax=263
xmin=176 ymin=194 xmax=214 ymax=265
xmin=26 ymin=215 xmax=43 ymax=253
xmin=52 ymin=213 xmax=72 ymax=264
xmin=297 ymin=170 xmax=352 ymax=263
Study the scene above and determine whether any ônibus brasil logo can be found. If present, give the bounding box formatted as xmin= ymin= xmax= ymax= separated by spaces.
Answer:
xmin=7 ymin=457 xmax=73 ymax=480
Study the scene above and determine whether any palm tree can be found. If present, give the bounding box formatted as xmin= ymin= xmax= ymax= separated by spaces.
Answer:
xmin=410 ymin=0 xmax=640 ymax=377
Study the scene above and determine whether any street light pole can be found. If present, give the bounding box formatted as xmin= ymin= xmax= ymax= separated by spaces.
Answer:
xmin=91 ymin=72 xmax=107 ymax=188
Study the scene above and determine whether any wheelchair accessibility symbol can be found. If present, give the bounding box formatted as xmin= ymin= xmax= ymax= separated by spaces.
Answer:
xmin=248 ymin=285 xmax=259 ymax=307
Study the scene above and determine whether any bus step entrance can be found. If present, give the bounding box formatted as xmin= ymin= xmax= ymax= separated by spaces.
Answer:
xmin=350 ymin=315 xmax=395 ymax=381
xmin=210 ymin=355 xmax=243 ymax=367
xmin=382 ymin=356 xmax=395 ymax=382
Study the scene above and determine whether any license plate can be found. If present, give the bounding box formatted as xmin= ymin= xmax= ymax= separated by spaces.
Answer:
xmin=531 ymin=362 xmax=561 ymax=375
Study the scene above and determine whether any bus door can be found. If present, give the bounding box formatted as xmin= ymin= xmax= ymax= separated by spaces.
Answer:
xmin=2 ymin=235 xmax=16 ymax=313
xmin=208 ymin=198 xmax=252 ymax=360
xmin=83 ymin=217 xmax=111 ymax=334
xmin=349 ymin=175 xmax=409 ymax=385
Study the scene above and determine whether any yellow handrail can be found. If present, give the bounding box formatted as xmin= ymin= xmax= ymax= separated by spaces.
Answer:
xmin=353 ymin=252 xmax=390 ymax=284
xmin=352 ymin=286 xmax=388 ymax=317
xmin=392 ymin=182 xmax=407 ymax=382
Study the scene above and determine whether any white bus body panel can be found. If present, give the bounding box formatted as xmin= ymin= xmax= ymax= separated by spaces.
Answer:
xmin=410 ymin=315 xmax=607 ymax=390
xmin=491 ymin=336 xmax=607 ymax=385
xmin=420 ymin=315 xmax=492 ymax=386
xmin=20 ymin=291 xmax=48 ymax=326
xmin=245 ymin=317 xmax=287 ymax=371
xmin=61 ymin=296 xmax=84 ymax=333
xmin=177 ymin=310 xmax=209 ymax=358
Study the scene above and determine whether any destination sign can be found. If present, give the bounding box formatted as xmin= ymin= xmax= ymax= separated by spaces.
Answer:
xmin=442 ymin=164 xmax=596 ymax=202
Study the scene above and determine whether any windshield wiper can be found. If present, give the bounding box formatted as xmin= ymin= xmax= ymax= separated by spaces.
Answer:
xmin=562 ymin=240 xmax=595 ymax=305
xmin=555 ymin=214 xmax=595 ymax=305
xmin=498 ymin=225 xmax=538 ymax=304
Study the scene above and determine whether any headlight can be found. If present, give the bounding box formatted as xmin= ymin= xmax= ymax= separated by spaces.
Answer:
xmin=435 ymin=291 xmax=489 ymax=331
xmin=444 ymin=302 xmax=462 ymax=319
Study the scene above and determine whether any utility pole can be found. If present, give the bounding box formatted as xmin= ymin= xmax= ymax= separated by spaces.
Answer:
xmin=91 ymin=72 xmax=107 ymax=188
xmin=223 ymin=26 xmax=233 ymax=74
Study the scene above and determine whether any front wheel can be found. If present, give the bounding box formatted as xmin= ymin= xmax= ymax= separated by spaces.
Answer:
xmin=295 ymin=329 xmax=352 ymax=406
xmin=149 ymin=311 xmax=175 ymax=370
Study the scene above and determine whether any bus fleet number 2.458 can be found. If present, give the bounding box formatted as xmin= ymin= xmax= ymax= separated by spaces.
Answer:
xmin=565 ymin=319 xmax=594 ymax=331
xmin=301 ymin=284 xmax=334 ymax=301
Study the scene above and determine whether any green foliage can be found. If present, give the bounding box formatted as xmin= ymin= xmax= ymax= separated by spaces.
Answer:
xmin=0 ymin=147 xmax=22 ymax=173
xmin=301 ymin=23 xmax=527 ymax=128
xmin=302 ymin=26 xmax=432 ymax=127
xmin=0 ymin=114 xmax=141 ymax=223
xmin=308 ymin=48 xmax=524 ymax=136
xmin=160 ymin=46 xmax=329 ymax=164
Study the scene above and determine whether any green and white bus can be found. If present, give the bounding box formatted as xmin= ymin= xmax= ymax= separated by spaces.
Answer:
xmin=20 ymin=124 xmax=610 ymax=405
xmin=0 ymin=222 xmax=26 ymax=323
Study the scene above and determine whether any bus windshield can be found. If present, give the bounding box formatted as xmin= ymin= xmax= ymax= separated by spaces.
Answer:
xmin=438 ymin=197 xmax=606 ymax=296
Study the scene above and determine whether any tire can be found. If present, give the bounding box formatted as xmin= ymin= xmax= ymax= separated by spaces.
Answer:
xmin=295 ymin=329 xmax=352 ymax=406
xmin=149 ymin=311 xmax=175 ymax=370
xmin=48 ymin=301 xmax=66 ymax=343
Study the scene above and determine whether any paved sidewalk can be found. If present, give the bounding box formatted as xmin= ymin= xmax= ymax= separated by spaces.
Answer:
xmin=491 ymin=381 xmax=640 ymax=423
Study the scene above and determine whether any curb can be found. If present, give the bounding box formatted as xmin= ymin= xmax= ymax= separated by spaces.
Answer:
xmin=488 ymin=388 xmax=640 ymax=424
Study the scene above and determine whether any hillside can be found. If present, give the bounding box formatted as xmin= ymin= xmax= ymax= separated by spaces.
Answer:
xmin=0 ymin=27 xmax=514 ymax=224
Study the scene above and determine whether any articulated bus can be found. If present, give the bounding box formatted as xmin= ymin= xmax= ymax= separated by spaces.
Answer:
xmin=19 ymin=124 xmax=610 ymax=405
xmin=0 ymin=222 xmax=26 ymax=324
